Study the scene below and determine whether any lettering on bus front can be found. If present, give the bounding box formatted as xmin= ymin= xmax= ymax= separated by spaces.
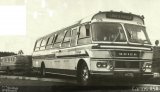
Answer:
xmin=115 ymin=51 xmax=140 ymax=57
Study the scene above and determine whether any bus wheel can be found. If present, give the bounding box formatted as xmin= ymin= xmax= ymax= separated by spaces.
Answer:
xmin=40 ymin=64 xmax=46 ymax=76
xmin=77 ymin=62 xmax=90 ymax=85
xmin=24 ymin=69 xmax=31 ymax=76
xmin=6 ymin=67 xmax=10 ymax=75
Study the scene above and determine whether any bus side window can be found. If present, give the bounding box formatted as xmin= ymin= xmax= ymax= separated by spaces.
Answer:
xmin=78 ymin=24 xmax=91 ymax=45
xmin=85 ymin=24 xmax=90 ymax=36
xmin=62 ymin=30 xmax=71 ymax=48
xmin=71 ymin=27 xmax=78 ymax=47
xmin=34 ymin=39 xmax=42 ymax=51
xmin=40 ymin=37 xmax=49 ymax=50
xmin=54 ymin=32 xmax=64 ymax=48
xmin=46 ymin=35 xmax=54 ymax=49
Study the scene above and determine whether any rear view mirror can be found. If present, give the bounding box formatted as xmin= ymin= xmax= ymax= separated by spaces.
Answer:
xmin=77 ymin=32 xmax=80 ymax=35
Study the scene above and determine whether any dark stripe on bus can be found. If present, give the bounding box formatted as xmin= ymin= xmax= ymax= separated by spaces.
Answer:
xmin=33 ymin=67 xmax=76 ymax=76
xmin=32 ymin=54 xmax=89 ymax=59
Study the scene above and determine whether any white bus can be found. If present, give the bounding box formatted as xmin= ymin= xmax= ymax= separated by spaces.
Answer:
xmin=32 ymin=11 xmax=153 ymax=85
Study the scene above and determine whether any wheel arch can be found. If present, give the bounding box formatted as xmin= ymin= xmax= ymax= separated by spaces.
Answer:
xmin=76 ymin=59 xmax=91 ymax=85
xmin=41 ymin=61 xmax=45 ymax=68
xmin=77 ymin=59 xmax=90 ymax=72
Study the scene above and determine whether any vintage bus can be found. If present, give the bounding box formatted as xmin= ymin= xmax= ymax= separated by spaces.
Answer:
xmin=0 ymin=55 xmax=32 ymax=74
xmin=32 ymin=11 xmax=153 ymax=85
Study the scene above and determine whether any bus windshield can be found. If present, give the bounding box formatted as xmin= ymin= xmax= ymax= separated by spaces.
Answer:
xmin=92 ymin=23 xmax=126 ymax=42
xmin=124 ymin=24 xmax=151 ymax=44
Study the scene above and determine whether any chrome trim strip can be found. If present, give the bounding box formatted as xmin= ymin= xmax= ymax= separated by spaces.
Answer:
xmin=45 ymin=72 xmax=76 ymax=77
xmin=92 ymin=41 xmax=127 ymax=44
xmin=114 ymin=68 xmax=140 ymax=72
xmin=90 ymin=72 xmax=113 ymax=75
xmin=90 ymin=58 xmax=151 ymax=62
xmin=100 ymin=45 xmax=151 ymax=50
xmin=142 ymin=74 xmax=153 ymax=76
xmin=91 ymin=19 xmax=144 ymax=26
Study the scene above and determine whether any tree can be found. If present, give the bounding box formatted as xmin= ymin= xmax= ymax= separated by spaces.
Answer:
xmin=0 ymin=51 xmax=17 ymax=57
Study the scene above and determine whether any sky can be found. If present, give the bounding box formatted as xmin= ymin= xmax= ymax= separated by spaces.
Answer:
xmin=0 ymin=0 xmax=159 ymax=55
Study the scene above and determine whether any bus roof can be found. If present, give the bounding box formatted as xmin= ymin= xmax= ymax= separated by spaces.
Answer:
xmin=81 ymin=11 xmax=144 ymax=24
xmin=36 ymin=11 xmax=144 ymax=41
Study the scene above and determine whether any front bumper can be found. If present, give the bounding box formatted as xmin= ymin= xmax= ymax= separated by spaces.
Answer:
xmin=90 ymin=71 xmax=153 ymax=78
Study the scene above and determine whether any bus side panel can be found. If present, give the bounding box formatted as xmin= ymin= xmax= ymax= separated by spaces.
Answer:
xmin=32 ymin=49 xmax=77 ymax=75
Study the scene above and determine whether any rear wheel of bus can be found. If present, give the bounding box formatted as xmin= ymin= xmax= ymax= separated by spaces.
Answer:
xmin=77 ymin=62 xmax=90 ymax=85
xmin=40 ymin=63 xmax=46 ymax=77
xmin=6 ymin=67 xmax=10 ymax=75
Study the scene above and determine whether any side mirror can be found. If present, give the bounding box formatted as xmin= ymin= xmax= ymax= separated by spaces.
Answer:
xmin=155 ymin=40 xmax=159 ymax=46
xmin=77 ymin=32 xmax=80 ymax=35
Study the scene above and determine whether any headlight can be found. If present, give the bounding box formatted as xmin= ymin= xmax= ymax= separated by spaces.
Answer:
xmin=142 ymin=67 xmax=146 ymax=71
xmin=146 ymin=65 xmax=149 ymax=68
xmin=96 ymin=61 xmax=114 ymax=70
xmin=145 ymin=63 xmax=152 ymax=68
xmin=142 ymin=63 xmax=152 ymax=72
xmin=148 ymin=65 xmax=152 ymax=68
xmin=96 ymin=62 xmax=101 ymax=68
xmin=96 ymin=62 xmax=107 ymax=68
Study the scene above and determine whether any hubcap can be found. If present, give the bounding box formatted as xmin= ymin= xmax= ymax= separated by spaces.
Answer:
xmin=41 ymin=67 xmax=45 ymax=76
xmin=43 ymin=69 xmax=45 ymax=75
xmin=82 ymin=67 xmax=89 ymax=81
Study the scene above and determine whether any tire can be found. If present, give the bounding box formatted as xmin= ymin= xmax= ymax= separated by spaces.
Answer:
xmin=40 ymin=64 xmax=46 ymax=76
xmin=6 ymin=67 xmax=10 ymax=75
xmin=24 ymin=69 xmax=31 ymax=76
xmin=77 ymin=62 xmax=90 ymax=85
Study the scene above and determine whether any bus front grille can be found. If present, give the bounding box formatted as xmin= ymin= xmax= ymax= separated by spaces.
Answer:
xmin=115 ymin=61 xmax=139 ymax=68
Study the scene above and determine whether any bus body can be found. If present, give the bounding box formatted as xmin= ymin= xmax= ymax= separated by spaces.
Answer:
xmin=32 ymin=11 xmax=153 ymax=84
xmin=0 ymin=55 xmax=32 ymax=73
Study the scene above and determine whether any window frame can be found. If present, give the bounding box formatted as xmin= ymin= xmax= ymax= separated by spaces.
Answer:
xmin=53 ymin=32 xmax=65 ymax=48
xmin=46 ymin=35 xmax=55 ymax=49
xmin=40 ymin=37 xmax=49 ymax=50
xmin=78 ymin=24 xmax=90 ymax=39
xmin=91 ymin=22 xmax=128 ymax=43
xmin=41 ymin=37 xmax=49 ymax=47
xmin=70 ymin=27 xmax=79 ymax=47
xmin=61 ymin=30 xmax=71 ymax=48
xmin=34 ymin=39 xmax=42 ymax=51
xmin=77 ymin=24 xmax=91 ymax=45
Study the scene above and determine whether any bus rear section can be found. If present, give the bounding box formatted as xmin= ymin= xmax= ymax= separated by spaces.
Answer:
xmin=0 ymin=55 xmax=32 ymax=74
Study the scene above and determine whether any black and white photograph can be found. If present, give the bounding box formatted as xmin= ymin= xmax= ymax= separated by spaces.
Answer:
xmin=0 ymin=0 xmax=160 ymax=92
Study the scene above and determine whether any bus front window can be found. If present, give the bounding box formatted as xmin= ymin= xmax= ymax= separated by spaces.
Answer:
xmin=124 ymin=24 xmax=151 ymax=44
xmin=92 ymin=23 xmax=126 ymax=42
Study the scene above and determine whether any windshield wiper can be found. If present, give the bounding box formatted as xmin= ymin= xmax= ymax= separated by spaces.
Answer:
xmin=113 ymin=31 xmax=120 ymax=42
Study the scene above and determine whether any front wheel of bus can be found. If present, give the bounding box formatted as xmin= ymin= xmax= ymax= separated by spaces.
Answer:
xmin=77 ymin=62 xmax=90 ymax=85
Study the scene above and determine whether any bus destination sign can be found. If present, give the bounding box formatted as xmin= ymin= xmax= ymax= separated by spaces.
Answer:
xmin=106 ymin=12 xmax=133 ymax=20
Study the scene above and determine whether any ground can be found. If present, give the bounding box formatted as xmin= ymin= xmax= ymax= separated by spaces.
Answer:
xmin=0 ymin=72 xmax=160 ymax=92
